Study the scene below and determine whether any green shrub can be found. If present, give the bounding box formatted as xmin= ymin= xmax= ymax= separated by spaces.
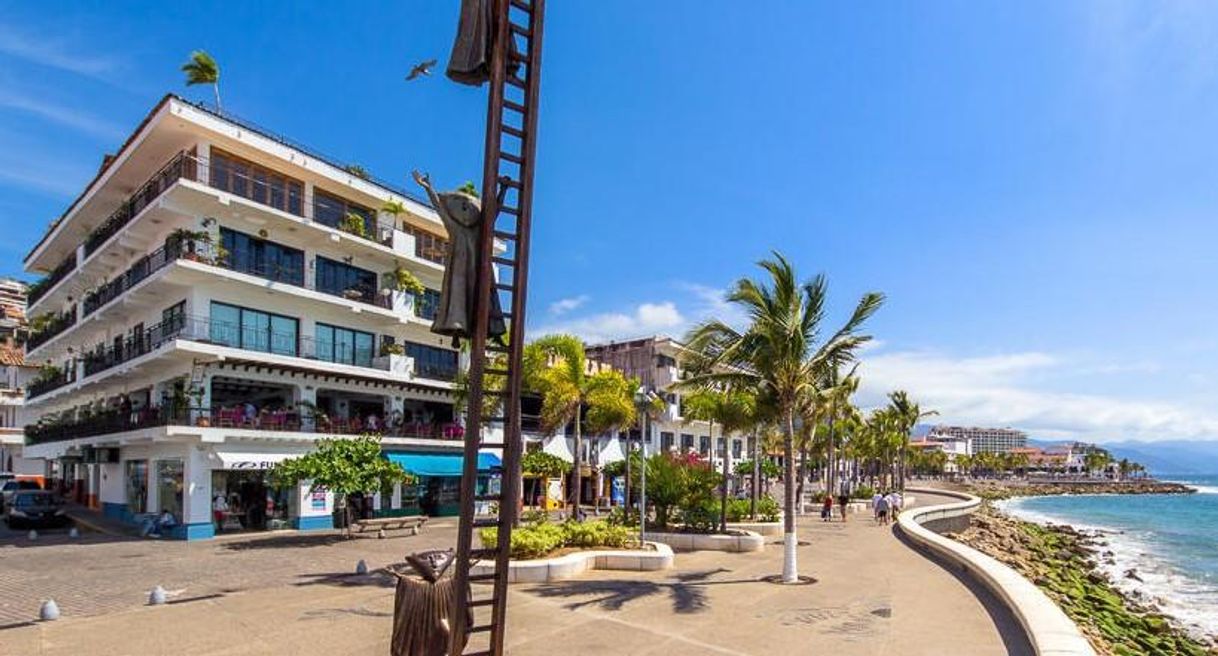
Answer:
xmin=480 ymin=520 xmax=634 ymax=560
xmin=852 ymin=485 xmax=875 ymax=500
xmin=724 ymin=495 xmax=780 ymax=522
xmin=606 ymin=506 xmax=638 ymax=527
xmin=725 ymin=498 xmax=750 ymax=522
xmin=679 ymin=497 xmax=719 ymax=533
xmin=756 ymin=495 xmax=780 ymax=522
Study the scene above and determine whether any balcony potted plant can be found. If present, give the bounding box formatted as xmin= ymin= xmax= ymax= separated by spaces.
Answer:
xmin=374 ymin=340 xmax=410 ymax=376
xmin=382 ymin=265 xmax=425 ymax=315
xmin=339 ymin=212 xmax=368 ymax=239
xmin=190 ymin=386 xmax=210 ymax=427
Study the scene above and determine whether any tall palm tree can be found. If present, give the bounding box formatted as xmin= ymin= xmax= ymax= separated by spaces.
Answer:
xmin=524 ymin=334 xmax=636 ymax=520
xmin=182 ymin=50 xmax=222 ymax=110
xmin=683 ymin=252 xmax=883 ymax=583
xmin=886 ymin=391 xmax=937 ymax=491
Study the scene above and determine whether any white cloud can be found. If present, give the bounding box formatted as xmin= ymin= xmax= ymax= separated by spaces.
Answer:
xmin=674 ymin=281 xmax=749 ymax=330
xmin=534 ymin=301 xmax=685 ymax=344
xmin=548 ymin=294 xmax=589 ymax=316
xmin=0 ymin=91 xmax=124 ymax=140
xmin=856 ymin=348 xmax=1218 ymax=442
xmin=0 ymin=25 xmax=118 ymax=78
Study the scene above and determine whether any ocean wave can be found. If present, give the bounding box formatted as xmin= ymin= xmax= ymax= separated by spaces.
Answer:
xmin=999 ymin=498 xmax=1218 ymax=640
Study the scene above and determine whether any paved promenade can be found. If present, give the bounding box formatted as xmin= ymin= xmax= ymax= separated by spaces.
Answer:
xmin=1 ymin=493 xmax=1031 ymax=655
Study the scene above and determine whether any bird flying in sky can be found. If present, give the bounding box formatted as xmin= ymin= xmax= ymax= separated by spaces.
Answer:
xmin=406 ymin=59 xmax=438 ymax=81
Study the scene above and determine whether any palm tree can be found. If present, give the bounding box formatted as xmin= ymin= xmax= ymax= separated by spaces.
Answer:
xmin=679 ymin=385 xmax=756 ymax=531
xmin=886 ymin=391 xmax=936 ymax=492
xmin=683 ymin=252 xmax=883 ymax=583
xmin=182 ymin=50 xmax=222 ymax=111
xmin=524 ymin=334 xmax=636 ymax=520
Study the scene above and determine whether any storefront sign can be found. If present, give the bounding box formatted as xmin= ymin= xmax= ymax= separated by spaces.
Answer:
xmin=310 ymin=491 xmax=327 ymax=511
xmin=213 ymin=452 xmax=292 ymax=470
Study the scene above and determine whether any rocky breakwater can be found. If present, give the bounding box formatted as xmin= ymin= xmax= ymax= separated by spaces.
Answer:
xmin=964 ymin=479 xmax=1194 ymax=501
xmin=946 ymin=505 xmax=1215 ymax=656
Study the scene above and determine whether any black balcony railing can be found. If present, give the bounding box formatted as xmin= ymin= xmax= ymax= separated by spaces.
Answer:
xmin=27 ymin=253 xmax=77 ymax=307
xmin=83 ymin=151 xmax=196 ymax=258
xmin=27 ymin=366 xmax=76 ymax=400
xmin=27 ymin=307 xmax=77 ymax=352
xmin=24 ymin=401 xmax=464 ymax=446
xmin=82 ymin=235 xmax=212 ymax=317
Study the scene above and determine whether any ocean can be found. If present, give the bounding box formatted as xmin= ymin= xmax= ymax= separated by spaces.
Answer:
xmin=997 ymin=475 xmax=1218 ymax=640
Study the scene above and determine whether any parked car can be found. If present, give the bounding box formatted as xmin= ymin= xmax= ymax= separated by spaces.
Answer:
xmin=0 ymin=479 xmax=42 ymax=511
xmin=4 ymin=491 xmax=69 ymax=529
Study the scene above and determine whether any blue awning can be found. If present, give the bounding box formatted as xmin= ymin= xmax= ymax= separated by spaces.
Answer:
xmin=386 ymin=452 xmax=500 ymax=477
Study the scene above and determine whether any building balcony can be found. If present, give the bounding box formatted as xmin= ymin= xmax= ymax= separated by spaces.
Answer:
xmin=26 ymin=307 xmax=77 ymax=354
xmin=27 ymin=365 xmax=76 ymax=400
xmin=26 ymin=253 xmax=77 ymax=310
xmin=24 ymin=404 xmax=465 ymax=447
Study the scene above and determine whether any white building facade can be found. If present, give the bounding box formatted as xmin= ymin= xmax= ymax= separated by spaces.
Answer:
xmin=20 ymin=95 xmax=494 ymax=539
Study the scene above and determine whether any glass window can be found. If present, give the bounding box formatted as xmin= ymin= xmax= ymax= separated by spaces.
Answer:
xmin=208 ymin=150 xmax=303 ymax=216
xmin=162 ymin=301 xmax=186 ymax=335
xmin=315 ymin=256 xmax=377 ymax=304
xmin=220 ymin=228 xmax=304 ymax=286
xmin=313 ymin=190 xmax=374 ymax=236
xmin=126 ymin=460 xmax=148 ymax=513
xmin=414 ymin=288 xmax=441 ymax=320
xmin=316 ymin=323 xmax=375 ymax=368
xmin=680 ymin=433 xmax=694 ymax=451
xmin=699 ymin=436 xmax=711 ymax=455
xmin=401 ymin=224 xmax=449 ymax=265
xmin=732 ymin=439 xmax=743 ymax=459
xmin=354 ymin=332 xmax=374 ymax=367
xmin=404 ymin=341 xmax=458 ymax=380
xmin=210 ymin=302 xmax=298 ymax=356
xmin=210 ymin=302 xmax=241 ymax=347
xmin=156 ymin=460 xmax=184 ymax=521
xmin=661 ymin=432 xmax=674 ymax=451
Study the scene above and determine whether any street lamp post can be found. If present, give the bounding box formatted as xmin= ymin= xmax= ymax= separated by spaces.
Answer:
xmin=633 ymin=386 xmax=658 ymax=546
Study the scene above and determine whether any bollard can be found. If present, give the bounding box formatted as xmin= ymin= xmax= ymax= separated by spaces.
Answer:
xmin=40 ymin=600 xmax=60 ymax=621
xmin=148 ymin=586 xmax=167 ymax=605
xmin=68 ymin=527 xmax=80 ymax=539
xmin=355 ymin=559 xmax=368 ymax=575
xmin=27 ymin=530 xmax=37 ymax=541
xmin=377 ymin=528 xmax=386 ymax=540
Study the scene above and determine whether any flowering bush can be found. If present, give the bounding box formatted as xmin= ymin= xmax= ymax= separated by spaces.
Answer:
xmin=479 ymin=520 xmax=634 ymax=560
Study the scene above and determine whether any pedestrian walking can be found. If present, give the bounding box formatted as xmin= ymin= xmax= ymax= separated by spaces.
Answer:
xmin=875 ymin=494 xmax=890 ymax=526
xmin=871 ymin=491 xmax=883 ymax=523
xmin=820 ymin=495 xmax=833 ymax=521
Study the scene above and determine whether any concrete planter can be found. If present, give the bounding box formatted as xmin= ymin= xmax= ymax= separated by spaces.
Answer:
xmin=725 ymin=521 xmax=783 ymax=537
xmin=470 ymin=542 xmax=674 ymax=584
xmin=645 ymin=529 xmax=764 ymax=553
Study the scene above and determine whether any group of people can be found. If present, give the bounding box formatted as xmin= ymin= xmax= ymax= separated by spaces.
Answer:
xmin=872 ymin=490 xmax=903 ymax=525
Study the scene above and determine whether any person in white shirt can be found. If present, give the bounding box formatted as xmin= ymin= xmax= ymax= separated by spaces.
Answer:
xmin=872 ymin=492 xmax=884 ymax=523
xmin=212 ymin=494 xmax=229 ymax=531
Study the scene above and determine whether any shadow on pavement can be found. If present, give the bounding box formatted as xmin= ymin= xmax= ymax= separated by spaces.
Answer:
xmin=525 ymin=568 xmax=752 ymax=615
xmin=892 ymin=524 xmax=1035 ymax=656
xmin=293 ymin=570 xmax=397 ymax=589
xmin=220 ymin=532 xmax=348 ymax=551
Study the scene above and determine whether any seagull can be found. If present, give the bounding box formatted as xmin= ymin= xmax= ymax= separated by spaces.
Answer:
xmin=405 ymin=59 xmax=438 ymax=81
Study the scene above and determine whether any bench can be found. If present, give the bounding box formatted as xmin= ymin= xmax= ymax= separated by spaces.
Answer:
xmin=351 ymin=515 xmax=429 ymax=536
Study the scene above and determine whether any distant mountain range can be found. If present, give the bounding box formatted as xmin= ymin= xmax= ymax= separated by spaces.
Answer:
xmin=1029 ymin=438 xmax=1218 ymax=476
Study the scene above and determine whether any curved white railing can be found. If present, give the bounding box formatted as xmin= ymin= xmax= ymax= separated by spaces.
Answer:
xmin=899 ymin=487 xmax=1096 ymax=656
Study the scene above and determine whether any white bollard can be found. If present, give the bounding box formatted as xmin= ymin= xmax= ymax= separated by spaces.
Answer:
xmin=40 ymin=600 xmax=60 ymax=621
xmin=68 ymin=527 xmax=80 ymax=539
xmin=355 ymin=559 xmax=368 ymax=575
xmin=148 ymin=586 xmax=167 ymax=605
xmin=377 ymin=528 xmax=386 ymax=540
xmin=27 ymin=530 xmax=37 ymax=541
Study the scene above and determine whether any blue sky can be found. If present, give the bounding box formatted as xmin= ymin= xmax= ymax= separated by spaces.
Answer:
xmin=2 ymin=1 xmax=1218 ymax=442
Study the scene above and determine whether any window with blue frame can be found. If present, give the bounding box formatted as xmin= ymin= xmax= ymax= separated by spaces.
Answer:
xmin=209 ymin=301 xmax=298 ymax=356
xmin=316 ymin=323 xmax=375 ymax=368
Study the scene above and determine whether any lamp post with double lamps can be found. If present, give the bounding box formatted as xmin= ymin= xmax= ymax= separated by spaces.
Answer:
xmin=633 ymin=386 xmax=660 ymax=545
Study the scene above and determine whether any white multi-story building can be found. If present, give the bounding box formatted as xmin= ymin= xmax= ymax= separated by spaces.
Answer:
xmin=20 ymin=94 xmax=496 ymax=539
xmin=0 ymin=344 xmax=38 ymax=476
xmin=0 ymin=278 xmax=27 ymax=344
xmin=927 ymin=424 xmax=1026 ymax=454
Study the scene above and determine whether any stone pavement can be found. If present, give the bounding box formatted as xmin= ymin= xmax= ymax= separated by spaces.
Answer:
xmin=1 ymin=493 xmax=1033 ymax=655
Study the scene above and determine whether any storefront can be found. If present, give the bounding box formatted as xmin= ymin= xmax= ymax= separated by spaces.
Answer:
xmin=383 ymin=451 xmax=501 ymax=517
xmin=209 ymin=451 xmax=297 ymax=533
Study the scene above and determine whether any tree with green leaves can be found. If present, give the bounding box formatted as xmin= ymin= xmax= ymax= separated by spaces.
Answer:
xmin=524 ymin=334 xmax=636 ymax=519
xmin=886 ymin=390 xmax=937 ymax=491
xmin=270 ymin=435 xmax=412 ymax=537
xmin=679 ymin=385 xmax=757 ymax=531
xmin=683 ymin=252 xmax=883 ymax=583
xmin=182 ymin=50 xmax=221 ymax=110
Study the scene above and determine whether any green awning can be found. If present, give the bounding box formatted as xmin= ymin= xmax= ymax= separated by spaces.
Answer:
xmin=386 ymin=452 xmax=500 ymax=477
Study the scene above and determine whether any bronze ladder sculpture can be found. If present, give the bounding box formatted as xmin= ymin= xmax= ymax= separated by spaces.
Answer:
xmin=449 ymin=0 xmax=545 ymax=654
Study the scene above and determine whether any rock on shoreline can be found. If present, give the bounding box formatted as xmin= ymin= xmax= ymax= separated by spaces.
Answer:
xmin=946 ymin=505 xmax=1215 ymax=655
xmin=960 ymin=479 xmax=1194 ymax=501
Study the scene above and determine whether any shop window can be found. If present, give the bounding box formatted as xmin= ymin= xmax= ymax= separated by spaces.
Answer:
xmin=316 ymin=323 xmax=375 ymax=368
xmin=209 ymin=301 xmax=298 ymax=356
xmin=125 ymin=460 xmax=148 ymax=513
xmin=661 ymin=432 xmax=675 ymax=451
xmin=156 ymin=459 xmax=184 ymax=521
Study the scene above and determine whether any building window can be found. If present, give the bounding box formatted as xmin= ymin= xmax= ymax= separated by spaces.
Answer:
xmin=661 ymin=432 xmax=674 ymax=451
xmin=161 ymin=301 xmax=186 ymax=335
xmin=717 ymin=437 xmax=725 ymax=455
xmin=208 ymin=149 xmax=303 ymax=216
xmin=156 ymin=459 xmax=184 ymax=521
xmin=125 ymin=460 xmax=148 ymax=514
xmin=209 ymin=301 xmax=298 ymax=356
xmin=655 ymin=354 xmax=677 ymax=368
xmin=681 ymin=433 xmax=694 ymax=451
xmin=699 ymin=436 xmax=711 ymax=456
xmin=732 ymin=439 xmax=743 ymax=459
xmin=313 ymin=190 xmax=374 ymax=236
xmin=316 ymin=323 xmax=375 ymax=368
xmin=220 ymin=228 xmax=304 ymax=286
xmin=404 ymin=342 xmax=458 ymax=381
xmin=401 ymin=224 xmax=448 ymax=265
xmin=315 ymin=256 xmax=377 ymax=304
xmin=414 ymin=288 xmax=441 ymax=320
